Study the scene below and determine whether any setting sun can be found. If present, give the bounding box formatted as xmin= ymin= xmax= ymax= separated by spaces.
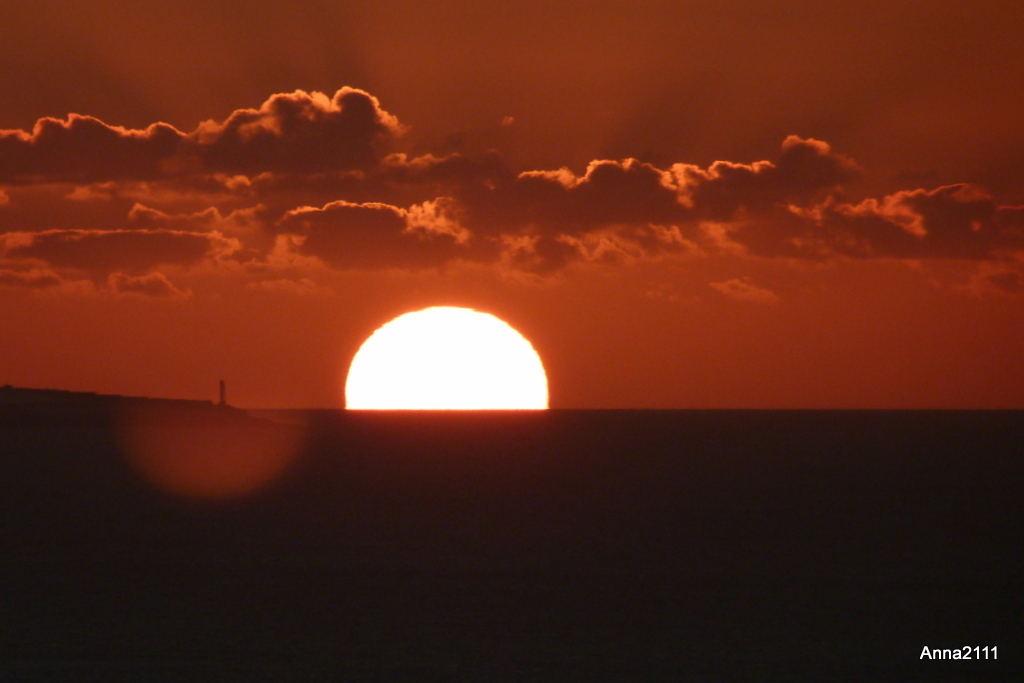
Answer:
xmin=345 ymin=307 xmax=548 ymax=410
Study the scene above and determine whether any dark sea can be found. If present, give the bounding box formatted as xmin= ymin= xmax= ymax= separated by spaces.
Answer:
xmin=2 ymin=397 xmax=1021 ymax=681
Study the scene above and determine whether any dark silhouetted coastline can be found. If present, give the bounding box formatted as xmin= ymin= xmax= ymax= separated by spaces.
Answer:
xmin=1 ymin=388 xmax=1020 ymax=680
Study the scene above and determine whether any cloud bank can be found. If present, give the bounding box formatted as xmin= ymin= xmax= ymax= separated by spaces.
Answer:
xmin=2 ymin=87 xmax=1022 ymax=295
xmin=0 ymin=88 xmax=399 ymax=184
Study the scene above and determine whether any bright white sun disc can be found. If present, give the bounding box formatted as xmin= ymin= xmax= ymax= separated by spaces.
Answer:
xmin=345 ymin=307 xmax=549 ymax=409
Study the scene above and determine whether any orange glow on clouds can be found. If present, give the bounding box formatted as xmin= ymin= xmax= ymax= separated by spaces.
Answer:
xmin=345 ymin=307 xmax=548 ymax=409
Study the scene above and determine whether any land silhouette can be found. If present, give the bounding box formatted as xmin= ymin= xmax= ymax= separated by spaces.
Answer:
xmin=1 ymin=386 xmax=1020 ymax=680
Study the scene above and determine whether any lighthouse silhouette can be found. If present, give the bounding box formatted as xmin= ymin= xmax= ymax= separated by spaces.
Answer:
xmin=218 ymin=379 xmax=226 ymax=407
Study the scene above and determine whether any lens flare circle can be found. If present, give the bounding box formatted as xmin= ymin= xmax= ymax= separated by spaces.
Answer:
xmin=117 ymin=405 xmax=303 ymax=499
xmin=346 ymin=306 xmax=548 ymax=409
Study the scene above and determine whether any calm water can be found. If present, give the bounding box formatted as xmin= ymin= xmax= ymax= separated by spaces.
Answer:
xmin=2 ymin=405 xmax=1021 ymax=680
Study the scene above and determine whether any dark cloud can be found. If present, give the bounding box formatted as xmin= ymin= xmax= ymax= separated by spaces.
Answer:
xmin=108 ymin=271 xmax=189 ymax=297
xmin=187 ymin=88 xmax=402 ymax=175
xmin=710 ymin=277 xmax=780 ymax=304
xmin=379 ymin=151 xmax=512 ymax=186
xmin=0 ymin=116 xmax=184 ymax=183
xmin=427 ymin=156 xmax=689 ymax=271
xmin=128 ymin=203 xmax=222 ymax=230
xmin=965 ymin=260 xmax=1024 ymax=296
xmin=278 ymin=199 xmax=475 ymax=270
xmin=0 ymin=88 xmax=402 ymax=184
xmin=984 ymin=270 xmax=1024 ymax=293
xmin=781 ymin=184 xmax=1024 ymax=260
xmin=1 ymin=229 xmax=239 ymax=272
xmin=125 ymin=203 xmax=269 ymax=240
xmin=679 ymin=136 xmax=859 ymax=221
xmin=400 ymin=137 xmax=857 ymax=271
xmin=0 ymin=267 xmax=63 ymax=289
xmin=453 ymin=157 xmax=683 ymax=240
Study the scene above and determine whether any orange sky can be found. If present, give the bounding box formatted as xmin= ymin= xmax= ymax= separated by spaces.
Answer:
xmin=2 ymin=0 xmax=1023 ymax=408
